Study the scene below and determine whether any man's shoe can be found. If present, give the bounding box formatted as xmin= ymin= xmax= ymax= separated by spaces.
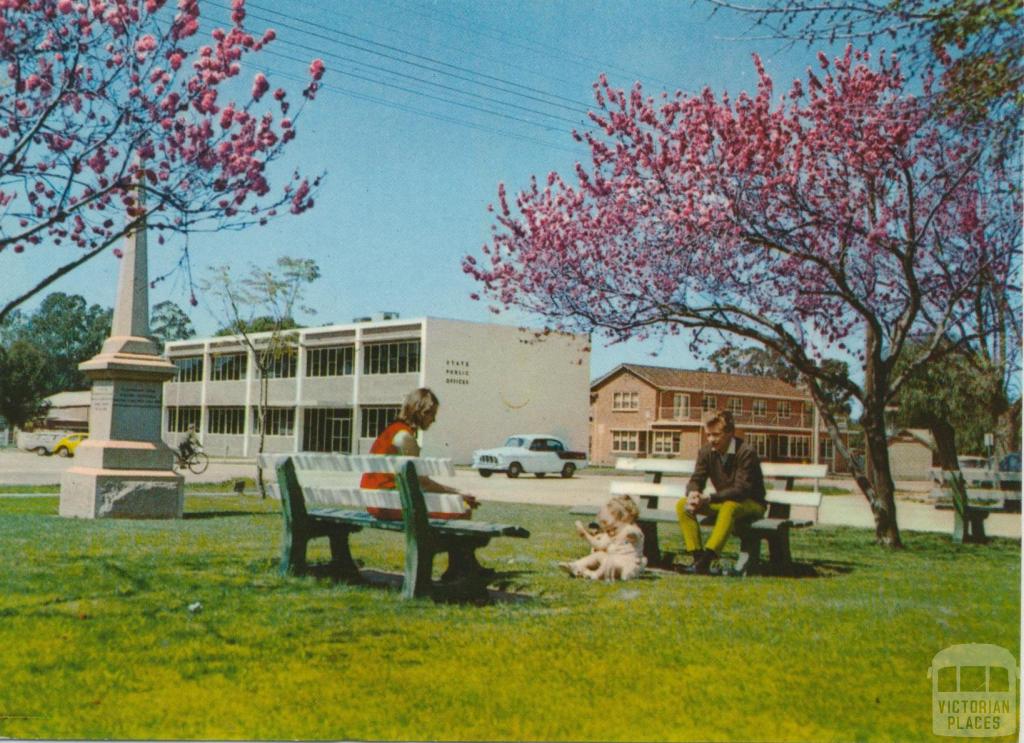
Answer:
xmin=690 ymin=549 xmax=718 ymax=575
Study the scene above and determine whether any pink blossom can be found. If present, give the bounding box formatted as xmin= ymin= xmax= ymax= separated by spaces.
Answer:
xmin=309 ymin=58 xmax=325 ymax=81
xmin=251 ymin=72 xmax=269 ymax=101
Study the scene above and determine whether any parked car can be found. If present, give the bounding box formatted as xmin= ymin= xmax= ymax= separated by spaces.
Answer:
xmin=998 ymin=452 xmax=1021 ymax=474
xmin=16 ymin=430 xmax=66 ymax=456
xmin=53 ymin=433 xmax=88 ymax=457
xmin=471 ymin=435 xmax=588 ymax=479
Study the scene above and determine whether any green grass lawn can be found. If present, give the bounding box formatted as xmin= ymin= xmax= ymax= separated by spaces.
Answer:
xmin=0 ymin=495 xmax=1018 ymax=741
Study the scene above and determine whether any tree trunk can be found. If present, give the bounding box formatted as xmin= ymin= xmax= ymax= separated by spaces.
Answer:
xmin=929 ymin=417 xmax=970 ymax=519
xmin=804 ymin=377 xmax=902 ymax=547
xmin=256 ymin=372 xmax=269 ymax=499
xmin=860 ymin=416 xmax=903 ymax=548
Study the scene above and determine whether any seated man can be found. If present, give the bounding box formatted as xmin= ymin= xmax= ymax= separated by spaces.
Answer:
xmin=676 ymin=410 xmax=766 ymax=574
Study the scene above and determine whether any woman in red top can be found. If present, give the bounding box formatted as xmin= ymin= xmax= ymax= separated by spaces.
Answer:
xmin=361 ymin=387 xmax=477 ymax=518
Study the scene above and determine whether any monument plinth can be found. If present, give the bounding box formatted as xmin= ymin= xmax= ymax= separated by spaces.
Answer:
xmin=60 ymin=198 xmax=184 ymax=519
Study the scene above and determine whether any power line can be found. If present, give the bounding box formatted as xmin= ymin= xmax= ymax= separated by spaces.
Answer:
xmin=196 ymin=16 xmax=590 ymax=137
xmin=205 ymin=0 xmax=593 ymax=115
xmin=387 ymin=0 xmax=682 ymax=92
xmin=258 ymin=42 xmax=591 ymax=129
xmin=261 ymin=46 xmax=577 ymax=132
xmin=226 ymin=53 xmax=585 ymax=156
xmin=305 ymin=0 xmax=595 ymax=97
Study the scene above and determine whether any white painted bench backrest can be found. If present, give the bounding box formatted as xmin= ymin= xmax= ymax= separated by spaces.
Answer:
xmin=611 ymin=457 xmax=825 ymax=516
xmin=258 ymin=453 xmax=462 ymax=513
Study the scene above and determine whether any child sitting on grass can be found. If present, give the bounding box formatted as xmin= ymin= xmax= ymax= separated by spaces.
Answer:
xmin=559 ymin=494 xmax=647 ymax=581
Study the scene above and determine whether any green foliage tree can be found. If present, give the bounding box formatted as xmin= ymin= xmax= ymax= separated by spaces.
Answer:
xmin=214 ymin=316 xmax=302 ymax=336
xmin=3 ymin=293 xmax=112 ymax=394
xmin=708 ymin=345 xmax=853 ymax=417
xmin=201 ymin=257 xmax=321 ymax=497
xmin=0 ymin=341 xmax=52 ymax=428
xmin=150 ymin=301 xmax=196 ymax=351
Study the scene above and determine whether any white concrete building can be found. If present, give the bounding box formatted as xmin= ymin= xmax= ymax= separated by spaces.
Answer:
xmin=161 ymin=316 xmax=590 ymax=463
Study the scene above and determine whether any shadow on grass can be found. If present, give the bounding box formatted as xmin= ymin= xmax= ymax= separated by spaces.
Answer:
xmin=302 ymin=564 xmax=536 ymax=605
xmin=183 ymin=511 xmax=278 ymax=520
xmin=750 ymin=558 xmax=859 ymax=579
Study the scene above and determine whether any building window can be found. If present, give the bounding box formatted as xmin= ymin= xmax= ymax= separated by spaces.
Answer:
xmin=727 ymin=398 xmax=743 ymax=416
xmin=652 ymin=431 xmax=680 ymax=455
xmin=360 ymin=406 xmax=401 ymax=438
xmin=792 ymin=435 xmax=811 ymax=459
xmin=363 ymin=340 xmax=420 ymax=375
xmin=702 ymin=394 xmax=717 ymax=412
xmin=671 ymin=393 xmax=690 ymax=419
xmin=613 ymin=391 xmax=639 ymax=411
xmin=254 ymin=407 xmax=295 ymax=436
xmin=210 ymin=352 xmax=247 ymax=381
xmin=752 ymin=399 xmax=767 ymax=418
xmin=611 ymin=430 xmax=640 ymax=452
xmin=777 ymin=400 xmax=792 ymax=419
xmin=173 ymin=357 xmax=203 ymax=383
xmin=820 ymin=437 xmax=834 ymax=461
xmin=303 ymin=408 xmax=353 ymax=452
xmin=208 ymin=406 xmax=245 ymax=435
xmin=747 ymin=433 xmax=768 ymax=457
xmin=261 ymin=349 xmax=297 ymax=379
xmin=167 ymin=406 xmax=201 ymax=433
xmin=306 ymin=345 xmax=354 ymax=377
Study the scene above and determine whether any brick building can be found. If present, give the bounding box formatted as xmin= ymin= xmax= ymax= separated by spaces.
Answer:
xmin=590 ymin=363 xmax=846 ymax=470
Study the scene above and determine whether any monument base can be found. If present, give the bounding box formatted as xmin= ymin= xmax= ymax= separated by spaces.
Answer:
xmin=60 ymin=467 xmax=184 ymax=519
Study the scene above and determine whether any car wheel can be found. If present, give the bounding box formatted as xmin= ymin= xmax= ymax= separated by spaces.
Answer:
xmin=507 ymin=462 xmax=523 ymax=479
xmin=535 ymin=472 xmax=546 ymax=478
xmin=34 ymin=447 xmax=49 ymax=456
xmin=478 ymin=469 xmax=493 ymax=478
xmin=56 ymin=447 xmax=70 ymax=458
xmin=561 ymin=463 xmax=576 ymax=479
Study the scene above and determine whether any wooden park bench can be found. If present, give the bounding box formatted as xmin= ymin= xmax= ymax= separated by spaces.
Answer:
xmin=571 ymin=457 xmax=825 ymax=575
xmin=262 ymin=453 xmax=530 ymax=600
xmin=930 ymin=484 xmax=1005 ymax=544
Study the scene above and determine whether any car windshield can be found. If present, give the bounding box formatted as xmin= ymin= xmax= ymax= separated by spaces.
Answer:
xmin=505 ymin=437 xmax=525 ymax=448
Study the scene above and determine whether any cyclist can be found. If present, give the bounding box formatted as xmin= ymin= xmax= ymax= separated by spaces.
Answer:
xmin=178 ymin=424 xmax=201 ymax=464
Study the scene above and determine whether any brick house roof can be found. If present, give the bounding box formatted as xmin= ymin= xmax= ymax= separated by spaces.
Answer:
xmin=592 ymin=363 xmax=809 ymax=400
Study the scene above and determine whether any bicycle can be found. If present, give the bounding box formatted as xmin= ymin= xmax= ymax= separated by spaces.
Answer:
xmin=175 ymin=448 xmax=209 ymax=475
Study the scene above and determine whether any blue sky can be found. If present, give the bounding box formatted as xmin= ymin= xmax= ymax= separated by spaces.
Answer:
xmin=8 ymin=0 xmax=847 ymax=378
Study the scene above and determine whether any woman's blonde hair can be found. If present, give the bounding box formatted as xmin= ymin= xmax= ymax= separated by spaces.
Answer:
xmin=400 ymin=387 xmax=439 ymax=429
xmin=607 ymin=494 xmax=640 ymax=524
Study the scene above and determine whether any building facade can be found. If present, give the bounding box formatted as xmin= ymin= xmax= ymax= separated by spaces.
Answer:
xmin=162 ymin=316 xmax=590 ymax=463
xmin=590 ymin=363 xmax=847 ymax=471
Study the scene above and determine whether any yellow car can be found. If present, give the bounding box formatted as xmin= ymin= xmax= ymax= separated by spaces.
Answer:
xmin=53 ymin=433 xmax=88 ymax=457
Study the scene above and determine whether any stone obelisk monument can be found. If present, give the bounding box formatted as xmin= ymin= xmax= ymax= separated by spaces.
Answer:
xmin=60 ymin=195 xmax=184 ymax=519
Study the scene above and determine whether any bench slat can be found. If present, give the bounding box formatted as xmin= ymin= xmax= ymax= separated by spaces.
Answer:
xmin=615 ymin=457 xmax=695 ymax=474
xmin=300 ymin=487 xmax=467 ymax=514
xmin=259 ymin=453 xmax=455 ymax=478
xmin=609 ymin=481 xmax=688 ymax=499
xmin=766 ymin=491 xmax=822 ymax=508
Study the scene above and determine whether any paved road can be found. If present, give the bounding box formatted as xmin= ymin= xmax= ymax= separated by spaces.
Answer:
xmin=1 ymin=449 xmax=1019 ymax=539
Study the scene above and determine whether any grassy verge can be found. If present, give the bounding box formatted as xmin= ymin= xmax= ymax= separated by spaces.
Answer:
xmin=0 ymin=496 xmax=1018 ymax=741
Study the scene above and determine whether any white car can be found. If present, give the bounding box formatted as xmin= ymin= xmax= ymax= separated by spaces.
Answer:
xmin=471 ymin=434 xmax=588 ymax=479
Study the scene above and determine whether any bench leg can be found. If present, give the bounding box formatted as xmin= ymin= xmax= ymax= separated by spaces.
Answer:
xmin=327 ymin=531 xmax=363 ymax=582
xmin=953 ymin=510 xmax=967 ymax=544
xmin=638 ymin=522 xmax=671 ymax=568
xmin=733 ymin=530 xmax=762 ymax=575
xmin=402 ymin=528 xmax=436 ymax=600
xmin=963 ymin=511 xmax=989 ymax=544
xmin=442 ymin=544 xmax=487 ymax=581
xmin=280 ymin=527 xmax=309 ymax=576
xmin=767 ymin=526 xmax=793 ymax=566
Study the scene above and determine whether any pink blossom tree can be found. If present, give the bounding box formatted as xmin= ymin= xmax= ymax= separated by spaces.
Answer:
xmin=0 ymin=0 xmax=326 ymax=323
xmin=464 ymin=48 xmax=1020 ymax=548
